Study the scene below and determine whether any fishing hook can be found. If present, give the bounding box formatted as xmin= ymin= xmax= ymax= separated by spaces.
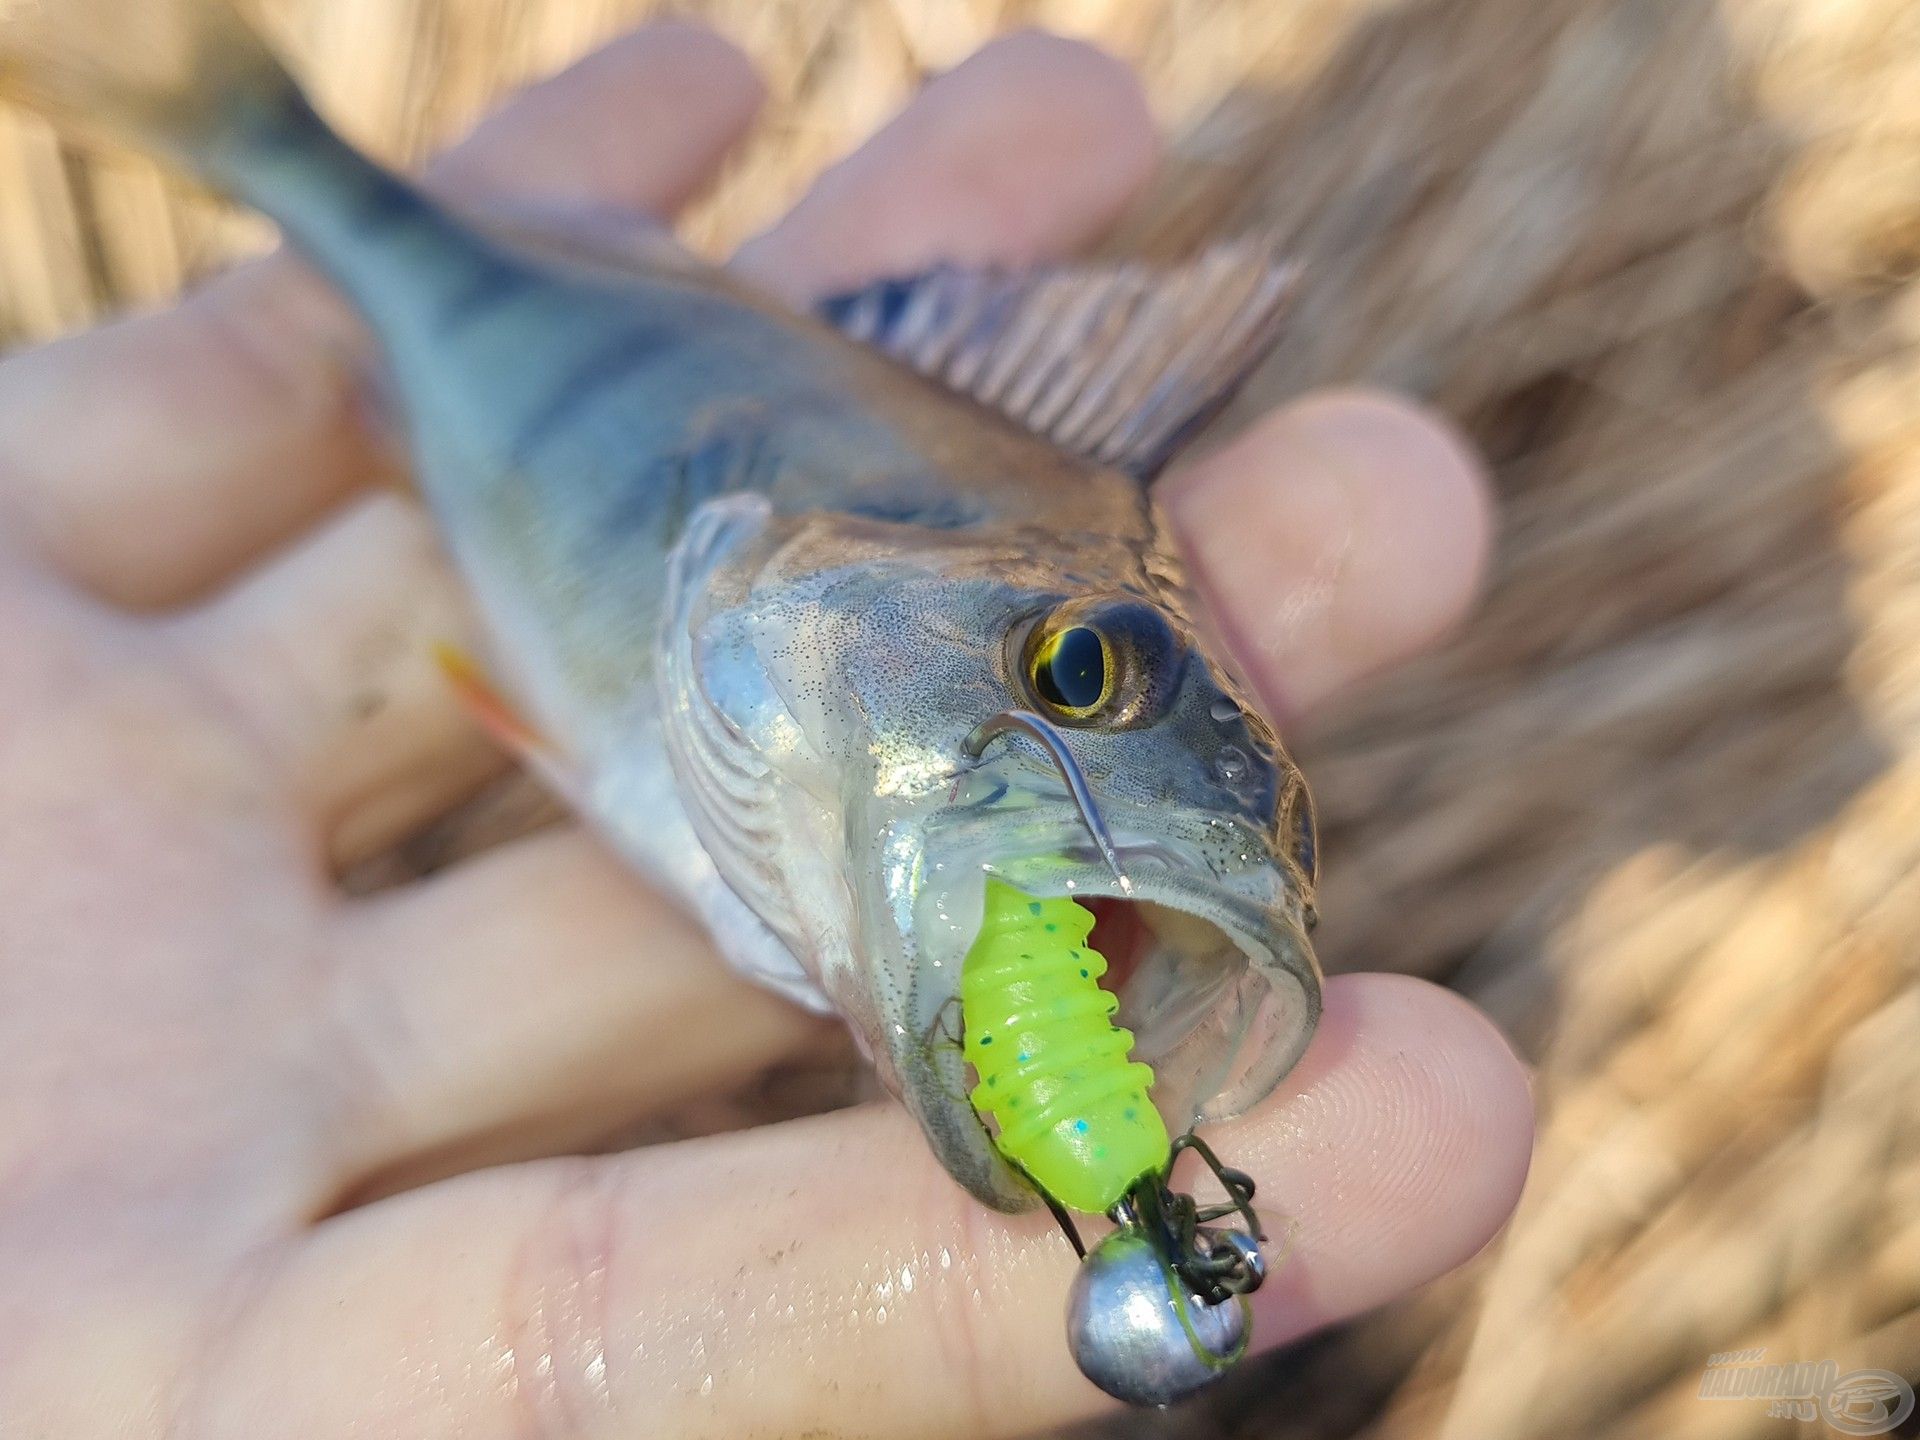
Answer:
xmin=961 ymin=709 xmax=1132 ymax=894
xmin=1109 ymin=1133 xmax=1268 ymax=1306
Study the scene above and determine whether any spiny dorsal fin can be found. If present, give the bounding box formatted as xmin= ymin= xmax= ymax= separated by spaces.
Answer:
xmin=819 ymin=234 xmax=1297 ymax=481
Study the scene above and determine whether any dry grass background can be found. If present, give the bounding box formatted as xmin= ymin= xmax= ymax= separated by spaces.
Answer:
xmin=6 ymin=0 xmax=1920 ymax=1435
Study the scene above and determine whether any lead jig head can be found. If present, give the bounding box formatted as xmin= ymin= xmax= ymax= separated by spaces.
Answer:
xmin=1064 ymin=1134 xmax=1268 ymax=1406
xmin=1066 ymin=1227 xmax=1249 ymax=1406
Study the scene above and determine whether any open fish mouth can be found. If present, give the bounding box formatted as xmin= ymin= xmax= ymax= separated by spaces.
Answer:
xmin=902 ymin=803 xmax=1322 ymax=1150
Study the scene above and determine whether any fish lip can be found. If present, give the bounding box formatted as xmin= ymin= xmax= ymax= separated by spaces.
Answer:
xmin=916 ymin=795 xmax=1308 ymax=941
xmin=855 ymin=777 xmax=1320 ymax=1212
xmin=915 ymin=826 xmax=1307 ymax=1000
xmin=907 ymin=797 xmax=1322 ymax=1119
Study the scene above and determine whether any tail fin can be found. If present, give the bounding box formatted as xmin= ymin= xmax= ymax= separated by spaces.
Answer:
xmin=0 ymin=0 xmax=296 ymax=162
xmin=0 ymin=0 xmax=537 ymax=415
xmin=0 ymin=0 xmax=673 ymax=520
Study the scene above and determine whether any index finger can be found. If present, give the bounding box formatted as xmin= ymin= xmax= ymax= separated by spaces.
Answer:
xmin=186 ymin=974 xmax=1533 ymax=1438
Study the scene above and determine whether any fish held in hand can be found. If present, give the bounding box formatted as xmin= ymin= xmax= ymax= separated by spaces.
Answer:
xmin=1 ymin=0 xmax=1323 ymax=1401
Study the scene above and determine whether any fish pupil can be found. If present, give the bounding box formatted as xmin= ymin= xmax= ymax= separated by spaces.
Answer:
xmin=1035 ymin=626 xmax=1107 ymax=711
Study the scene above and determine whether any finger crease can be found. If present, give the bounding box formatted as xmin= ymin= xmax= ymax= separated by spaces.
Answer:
xmin=164 ymin=1233 xmax=304 ymax=1440
xmin=503 ymin=1159 xmax=629 ymax=1440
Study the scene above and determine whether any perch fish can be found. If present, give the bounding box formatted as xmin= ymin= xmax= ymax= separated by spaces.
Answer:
xmin=0 ymin=0 xmax=1323 ymax=1404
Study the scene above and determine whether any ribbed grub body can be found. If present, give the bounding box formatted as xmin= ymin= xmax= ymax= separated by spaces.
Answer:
xmin=962 ymin=879 xmax=1169 ymax=1213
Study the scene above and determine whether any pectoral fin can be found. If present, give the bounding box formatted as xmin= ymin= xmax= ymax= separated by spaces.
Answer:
xmin=434 ymin=642 xmax=545 ymax=752
xmin=433 ymin=640 xmax=588 ymax=808
xmin=819 ymin=234 xmax=1297 ymax=481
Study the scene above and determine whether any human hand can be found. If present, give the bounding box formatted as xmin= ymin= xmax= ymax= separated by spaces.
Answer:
xmin=0 ymin=25 xmax=1531 ymax=1436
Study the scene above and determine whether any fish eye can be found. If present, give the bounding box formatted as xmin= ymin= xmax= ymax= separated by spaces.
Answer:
xmin=1030 ymin=625 xmax=1113 ymax=716
xmin=1016 ymin=598 xmax=1184 ymax=728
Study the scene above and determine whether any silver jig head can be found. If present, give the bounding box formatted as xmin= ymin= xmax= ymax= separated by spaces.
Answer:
xmin=1064 ymin=1132 xmax=1268 ymax=1406
xmin=1067 ymin=1228 xmax=1249 ymax=1406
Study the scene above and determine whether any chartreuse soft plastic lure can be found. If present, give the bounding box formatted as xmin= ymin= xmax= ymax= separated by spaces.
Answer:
xmin=962 ymin=878 xmax=1169 ymax=1213
xmin=961 ymin=873 xmax=1271 ymax=1405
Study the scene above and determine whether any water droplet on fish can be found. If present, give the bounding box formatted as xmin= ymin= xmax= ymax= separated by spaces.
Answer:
xmin=1214 ymin=747 xmax=1249 ymax=783
xmin=700 ymin=1375 xmax=714 ymax=1396
xmin=1209 ymin=697 xmax=1241 ymax=723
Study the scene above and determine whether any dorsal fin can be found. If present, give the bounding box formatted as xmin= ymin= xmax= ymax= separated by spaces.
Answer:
xmin=819 ymin=235 xmax=1297 ymax=481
